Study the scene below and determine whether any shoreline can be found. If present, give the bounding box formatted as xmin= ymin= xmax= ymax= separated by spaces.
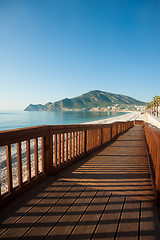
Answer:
xmin=84 ymin=111 xmax=141 ymax=124
xmin=85 ymin=111 xmax=160 ymax=129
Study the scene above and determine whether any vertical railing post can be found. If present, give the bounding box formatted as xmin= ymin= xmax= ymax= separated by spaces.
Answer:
xmin=17 ymin=142 xmax=22 ymax=187
xmin=41 ymin=137 xmax=45 ymax=174
xmin=26 ymin=140 xmax=31 ymax=182
xmin=34 ymin=138 xmax=38 ymax=178
xmin=83 ymin=131 xmax=85 ymax=154
xmin=58 ymin=134 xmax=61 ymax=165
xmin=45 ymin=127 xmax=53 ymax=175
xmin=61 ymin=133 xmax=64 ymax=164
xmin=110 ymin=125 xmax=112 ymax=141
xmin=69 ymin=132 xmax=72 ymax=160
xmin=66 ymin=133 xmax=68 ymax=162
xmin=84 ymin=129 xmax=87 ymax=154
xmin=78 ymin=131 xmax=80 ymax=155
xmin=101 ymin=127 xmax=103 ymax=145
xmin=6 ymin=144 xmax=13 ymax=193
xmin=116 ymin=123 xmax=118 ymax=136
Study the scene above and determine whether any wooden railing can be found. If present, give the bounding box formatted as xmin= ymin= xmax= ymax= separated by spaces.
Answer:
xmin=144 ymin=123 xmax=160 ymax=204
xmin=0 ymin=121 xmax=134 ymax=207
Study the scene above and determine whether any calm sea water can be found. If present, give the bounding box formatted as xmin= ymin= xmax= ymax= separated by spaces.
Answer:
xmin=0 ymin=111 xmax=127 ymax=131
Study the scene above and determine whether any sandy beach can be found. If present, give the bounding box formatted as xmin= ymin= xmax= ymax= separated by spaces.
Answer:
xmin=137 ymin=112 xmax=160 ymax=128
xmin=85 ymin=111 xmax=141 ymax=124
xmin=86 ymin=111 xmax=160 ymax=128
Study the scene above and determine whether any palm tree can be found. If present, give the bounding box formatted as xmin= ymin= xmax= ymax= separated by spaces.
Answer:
xmin=153 ymin=96 xmax=160 ymax=117
xmin=146 ymin=102 xmax=153 ymax=114
xmin=153 ymin=97 xmax=156 ymax=116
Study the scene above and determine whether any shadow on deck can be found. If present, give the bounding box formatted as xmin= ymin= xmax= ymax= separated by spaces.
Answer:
xmin=0 ymin=125 xmax=159 ymax=239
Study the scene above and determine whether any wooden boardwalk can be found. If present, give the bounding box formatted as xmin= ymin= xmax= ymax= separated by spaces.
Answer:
xmin=0 ymin=125 xmax=159 ymax=239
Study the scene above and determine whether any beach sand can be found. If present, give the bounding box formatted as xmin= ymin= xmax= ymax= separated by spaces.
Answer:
xmin=85 ymin=111 xmax=141 ymax=124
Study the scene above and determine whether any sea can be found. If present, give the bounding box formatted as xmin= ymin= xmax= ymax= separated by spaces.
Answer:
xmin=0 ymin=110 xmax=128 ymax=131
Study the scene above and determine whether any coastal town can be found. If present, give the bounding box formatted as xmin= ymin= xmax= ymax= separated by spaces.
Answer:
xmin=87 ymin=104 xmax=146 ymax=112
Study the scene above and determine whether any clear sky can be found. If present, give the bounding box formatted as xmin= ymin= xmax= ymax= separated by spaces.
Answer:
xmin=0 ymin=0 xmax=160 ymax=110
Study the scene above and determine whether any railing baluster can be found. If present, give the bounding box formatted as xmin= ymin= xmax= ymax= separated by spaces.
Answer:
xmin=92 ymin=130 xmax=94 ymax=149
xmin=89 ymin=130 xmax=90 ymax=150
xmin=75 ymin=132 xmax=77 ymax=157
xmin=102 ymin=128 xmax=103 ymax=144
xmin=17 ymin=142 xmax=22 ymax=187
xmin=72 ymin=132 xmax=75 ymax=158
xmin=95 ymin=129 xmax=99 ymax=147
xmin=41 ymin=137 xmax=45 ymax=173
xmin=34 ymin=138 xmax=38 ymax=178
xmin=66 ymin=133 xmax=68 ymax=162
xmin=87 ymin=130 xmax=89 ymax=152
xmin=79 ymin=131 xmax=81 ymax=154
xmin=81 ymin=131 xmax=83 ymax=154
xmin=58 ymin=134 xmax=61 ymax=165
xmin=62 ymin=133 xmax=64 ymax=164
xmin=26 ymin=140 xmax=31 ymax=182
xmin=69 ymin=132 xmax=72 ymax=160
xmin=54 ymin=134 xmax=57 ymax=167
xmin=83 ymin=131 xmax=85 ymax=154
xmin=6 ymin=144 xmax=12 ymax=193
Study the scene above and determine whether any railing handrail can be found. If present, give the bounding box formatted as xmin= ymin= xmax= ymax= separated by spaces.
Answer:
xmin=0 ymin=122 xmax=127 ymax=146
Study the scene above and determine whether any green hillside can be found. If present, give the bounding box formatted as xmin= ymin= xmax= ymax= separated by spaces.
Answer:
xmin=25 ymin=90 xmax=147 ymax=111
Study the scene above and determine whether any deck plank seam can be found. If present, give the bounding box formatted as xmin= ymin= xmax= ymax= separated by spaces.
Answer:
xmin=0 ymin=181 xmax=66 ymax=237
xmin=66 ymin=189 xmax=100 ymax=240
xmin=0 ymin=178 xmax=63 ymax=220
xmin=90 ymin=193 xmax=112 ymax=240
xmin=18 ymin=183 xmax=77 ymax=240
xmin=43 ymin=185 xmax=88 ymax=240
xmin=138 ymin=201 xmax=141 ymax=240
xmin=114 ymin=196 xmax=126 ymax=240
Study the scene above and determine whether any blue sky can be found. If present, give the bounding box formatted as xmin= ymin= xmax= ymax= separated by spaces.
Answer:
xmin=0 ymin=0 xmax=160 ymax=110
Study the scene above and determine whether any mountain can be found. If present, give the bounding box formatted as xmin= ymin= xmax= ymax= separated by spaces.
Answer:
xmin=24 ymin=90 xmax=147 ymax=111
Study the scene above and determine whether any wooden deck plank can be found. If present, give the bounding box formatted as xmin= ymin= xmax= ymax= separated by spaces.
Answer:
xmin=116 ymin=197 xmax=140 ymax=240
xmin=0 ymin=180 xmax=63 ymax=236
xmin=68 ymin=191 xmax=110 ymax=240
xmin=92 ymin=195 xmax=125 ymax=240
xmin=140 ymin=201 xmax=160 ymax=240
xmin=19 ymin=185 xmax=86 ymax=239
xmin=0 ymin=181 xmax=75 ymax=239
xmin=35 ymin=187 xmax=97 ymax=240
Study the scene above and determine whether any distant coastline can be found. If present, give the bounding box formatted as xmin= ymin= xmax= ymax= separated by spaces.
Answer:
xmin=24 ymin=90 xmax=147 ymax=112
xmin=25 ymin=107 xmax=131 ymax=112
